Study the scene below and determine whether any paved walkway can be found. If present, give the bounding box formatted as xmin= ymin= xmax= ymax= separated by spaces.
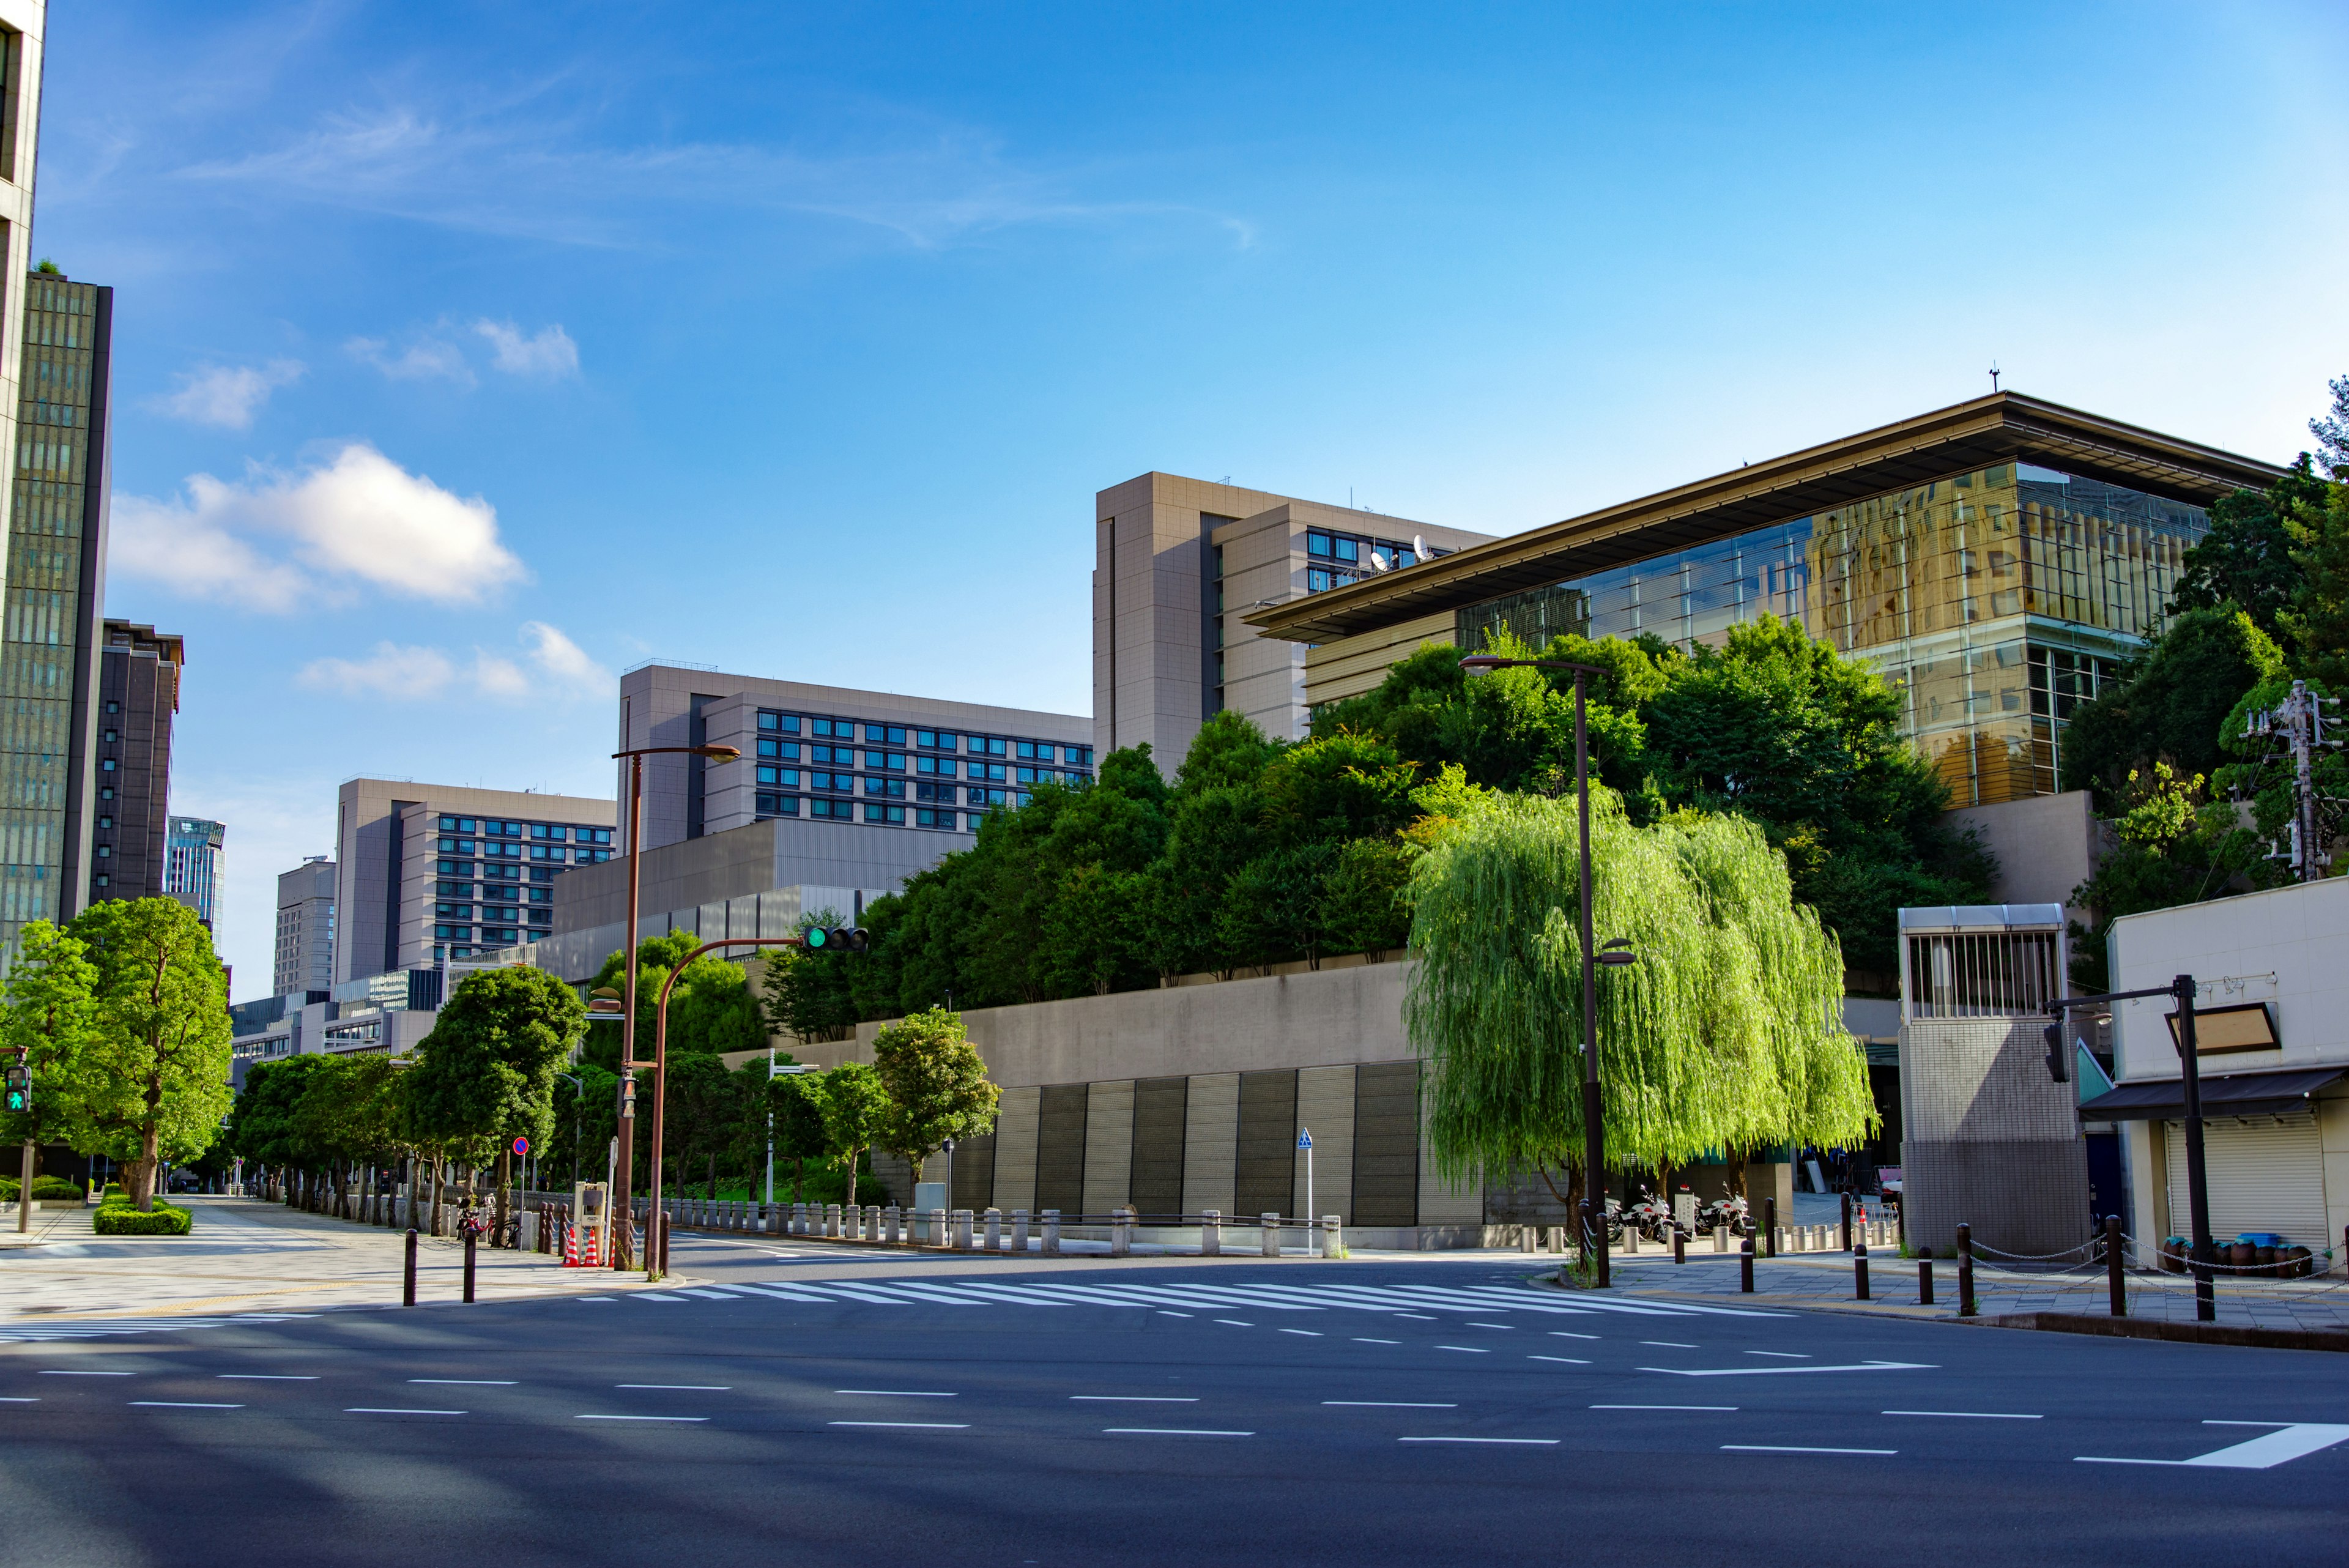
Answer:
xmin=0 ymin=1196 xmax=659 ymax=1331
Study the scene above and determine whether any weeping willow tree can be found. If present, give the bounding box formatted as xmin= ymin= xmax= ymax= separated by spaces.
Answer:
xmin=1403 ymin=786 xmax=1874 ymax=1198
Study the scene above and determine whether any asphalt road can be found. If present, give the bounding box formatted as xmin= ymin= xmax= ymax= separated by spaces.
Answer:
xmin=6 ymin=1229 xmax=2347 ymax=1567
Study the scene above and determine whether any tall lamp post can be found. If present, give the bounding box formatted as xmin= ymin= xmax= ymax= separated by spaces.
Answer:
xmin=603 ymin=742 xmax=741 ymax=1268
xmin=1460 ymin=653 xmax=1638 ymax=1285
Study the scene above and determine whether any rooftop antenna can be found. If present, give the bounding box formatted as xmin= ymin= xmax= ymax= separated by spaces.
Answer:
xmin=1989 ymin=362 xmax=2002 ymax=393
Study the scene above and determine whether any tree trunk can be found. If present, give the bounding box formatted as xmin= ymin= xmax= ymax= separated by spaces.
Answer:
xmin=429 ymin=1159 xmax=445 ymax=1237
xmin=17 ymin=1139 xmax=33 ymax=1234
xmin=495 ymin=1148 xmax=511 ymax=1245
xmin=129 ymin=1121 xmax=162 ymax=1213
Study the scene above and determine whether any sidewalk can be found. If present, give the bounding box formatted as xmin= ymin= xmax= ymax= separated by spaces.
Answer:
xmin=0 ymin=1195 xmax=663 ymax=1326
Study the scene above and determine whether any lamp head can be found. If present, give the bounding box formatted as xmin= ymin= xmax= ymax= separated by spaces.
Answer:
xmin=1458 ymin=655 xmax=1512 ymax=676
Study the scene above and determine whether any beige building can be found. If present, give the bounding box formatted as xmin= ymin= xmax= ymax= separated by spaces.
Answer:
xmin=1093 ymin=473 xmax=1491 ymax=765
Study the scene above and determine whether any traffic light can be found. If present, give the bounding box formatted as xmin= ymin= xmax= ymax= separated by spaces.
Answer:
xmin=803 ymin=926 xmax=870 ymax=954
xmin=2043 ymin=1019 xmax=2069 ymax=1084
xmin=3 ymin=1061 xmax=28 ymax=1115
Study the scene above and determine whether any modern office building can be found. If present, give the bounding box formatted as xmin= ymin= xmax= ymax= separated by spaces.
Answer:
xmin=1093 ymin=473 xmax=1491 ymax=763
xmin=161 ymin=815 xmax=223 ymax=929
xmin=1241 ymin=394 xmax=2287 ymax=809
xmin=89 ymin=620 xmax=180 ymax=904
xmin=0 ymin=265 xmax=112 ymax=951
xmin=333 ymin=779 xmax=615 ymax=981
xmin=273 ymin=856 xmax=335 ymax=997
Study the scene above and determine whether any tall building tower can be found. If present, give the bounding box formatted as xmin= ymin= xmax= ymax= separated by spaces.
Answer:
xmin=163 ymin=815 xmax=223 ymax=929
xmin=273 ymin=855 xmax=335 ymax=997
xmin=0 ymin=264 xmax=111 ymax=951
xmin=91 ymin=620 xmax=180 ymax=903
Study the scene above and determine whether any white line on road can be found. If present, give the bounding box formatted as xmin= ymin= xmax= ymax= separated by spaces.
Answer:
xmin=1156 ymin=1311 xmax=1193 ymax=1318
xmin=218 ymin=1375 xmax=317 ymax=1381
xmin=620 ymin=1384 xmax=732 ymax=1391
xmin=579 ymin=1414 xmax=708 ymax=1422
xmin=410 ymin=1380 xmax=515 ymax=1386
xmin=1531 ymin=1356 xmax=1590 ymax=1365
xmin=830 ymin=1421 xmax=970 ymax=1430
xmin=0 ymin=1397 xmax=35 ymax=1402
xmin=836 ymin=1389 xmax=955 ymax=1397
xmin=1594 ymin=1404 xmax=1736 ymax=1411
xmin=39 ymin=1370 xmax=131 ymax=1376
xmin=1641 ymin=1362 xmax=1935 ymax=1377
xmin=1552 ymin=1332 xmax=1600 ymax=1340
xmin=2076 ymin=1424 xmax=2349 ymax=1470
xmin=1393 ymin=1313 xmax=1438 ymax=1321
xmin=344 ymin=1408 xmax=466 ymax=1416
xmin=1353 ymin=1338 xmax=1400 ymax=1345
xmin=1214 ymin=1320 xmax=1254 ymax=1327
xmin=1073 ymin=1396 xmax=1198 ymax=1403
xmin=130 ymin=1401 xmax=240 ymax=1409
xmin=1398 ymin=1436 xmax=1557 ymax=1445
xmin=1435 ymin=1346 xmax=1490 ymax=1354
xmin=1640 ymin=1342 xmax=1698 ymax=1348
xmin=1724 ymin=1445 xmax=1894 ymax=1455
xmin=1467 ymin=1323 xmax=1514 ymax=1329
xmin=1327 ymin=1401 xmax=1455 ymax=1408
xmin=1103 ymin=1427 xmax=1252 ymax=1436
xmin=1280 ymin=1329 xmax=1324 ymax=1337
xmin=1745 ymin=1351 xmax=1809 ymax=1359
xmin=1884 ymin=1410 xmax=2041 ymax=1420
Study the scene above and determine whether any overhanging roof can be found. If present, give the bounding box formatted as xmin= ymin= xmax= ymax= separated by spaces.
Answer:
xmin=1244 ymin=392 xmax=2290 ymax=645
xmin=2076 ymin=1066 xmax=2346 ymax=1122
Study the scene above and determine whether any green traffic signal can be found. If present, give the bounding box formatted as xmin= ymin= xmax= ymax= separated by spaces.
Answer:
xmin=803 ymin=926 xmax=870 ymax=954
xmin=805 ymin=926 xmax=832 ymax=951
xmin=4 ymin=1086 xmax=27 ymax=1114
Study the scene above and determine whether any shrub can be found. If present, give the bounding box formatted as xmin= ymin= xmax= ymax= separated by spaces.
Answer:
xmin=94 ymin=1200 xmax=191 ymax=1236
xmin=1 ymin=1176 xmax=84 ymax=1200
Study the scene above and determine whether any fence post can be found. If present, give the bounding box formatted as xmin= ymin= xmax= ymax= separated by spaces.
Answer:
xmin=1918 ymin=1258 xmax=1934 ymax=1306
xmin=883 ymin=1204 xmax=899 ymax=1244
xmin=866 ymin=1205 xmax=880 ymax=1243
xmin=1202 ymin=1209 xmax=1221 ymax=1256
xmin=2106 ymin=1214 xmax=2125 ymax=1318
xmin=1957 ymin=1222 xmax=1976 ymax=1317
xmin=1260 ymin=1213 xmax=1281 ymax=1258
xmin=825 ymin=1203 xmax=842 ymax=1239
xmin=1854 ymin=1238 xmax=1869 ymax=1301
xmin=1739 ymin=1236 xmax=1754 ymax=1293
xmin=1042 ymin=1209 xmax=1061 ymax=1255
xmin=403 ymin=1227 xmax=418 ymax=1306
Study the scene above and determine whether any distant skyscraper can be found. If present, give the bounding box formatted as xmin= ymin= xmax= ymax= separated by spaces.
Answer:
xmin=91 ymin=621 xmax=180 ymax=904
xmin=164 ymin=817 xmax=223 ymax=929
xmin=0 ymin=265 xmax=113 ymax=951
xmin=273 ymin=855 xmax=335 ymax=997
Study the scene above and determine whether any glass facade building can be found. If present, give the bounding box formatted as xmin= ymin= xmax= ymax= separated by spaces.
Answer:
xmin=1455 ymin=461 xmax=2207 ymax=806
xmin=0 ymin=270 xmax=111 ymax=952
xmin=162 ymin=816 xmax=224 ymax=929
xmin=750 ymin=708 xmax=1094 ymax=831
xmin=426 ymin=811 xmax=613 ymax=959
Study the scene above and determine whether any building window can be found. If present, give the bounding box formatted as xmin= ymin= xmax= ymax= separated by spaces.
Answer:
xmin=810 ymin=770 xmax=853 ymax=793
xmin=863 ymin=803 xmax=905 ymax=825
xmin=916 ymin=756 xmax=956 ymax=777
xmin=103 ymin=700 xmax=118 ymax=714
xmin=863 ymin=724 xmax=907 ymax=745
xmin=100 ymin=759 xmax=115 ymax=771
xmin=864 ymin=751 xmax=905 ymax=771
xmin=1066 ymin=746 xmax=1093 ymax=765
xmin=916 ymin=729 xmax=957 ymax=751
xmin=864 ymin=777 xmax=907 ymax=799
xmin=1307 ymin=531 xmax=1332 ymax=557
xmin=809 ymin=798 xmax=853 ymax=820
xmin=915 ymin=808 xmax=959 ymax=830
xmin=95 ymin=845 xmax=109 ymax=858
xmin=102 ymin=729 xmax=116 ymax=743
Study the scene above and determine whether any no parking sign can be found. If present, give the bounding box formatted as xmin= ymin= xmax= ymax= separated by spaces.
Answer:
xmin=512 ymin=1135 xmax=530 ymax=1157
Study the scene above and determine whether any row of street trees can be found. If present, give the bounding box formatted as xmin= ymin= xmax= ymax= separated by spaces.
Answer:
xmin=0 ymin=900 xmax=232 ymax=1213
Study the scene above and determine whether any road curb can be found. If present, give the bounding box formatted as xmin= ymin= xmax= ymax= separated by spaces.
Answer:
xmin=1967 ymin=1311 xmax=2349 ymax=1353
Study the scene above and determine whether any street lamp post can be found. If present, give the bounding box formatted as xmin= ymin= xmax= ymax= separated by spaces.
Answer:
xmin=606 ymin=743 xmax=741 ymax=1269
xmin=1460 ymin=653 xmax=1638 ymax=1287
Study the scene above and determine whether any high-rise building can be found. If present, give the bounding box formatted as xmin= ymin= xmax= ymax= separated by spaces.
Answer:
xmin=91 ymin=621 xmax=180 ymax=904
xmin=1093 ymin=474 xmax=1491 ymax=763
xmin=0 ymin=263 xmax=109 ymax=950
xmin=163 ymin=815 xmax=224 ymax=929
xmin=273 ymin=856 xmax=335 ymax=997
xmin=333 ymin=779 xmax=616 ymax=981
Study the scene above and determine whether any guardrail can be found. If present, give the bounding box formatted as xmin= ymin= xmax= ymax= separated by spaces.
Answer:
xmin=627 ymin=1198 xmax=1346 ymax=1258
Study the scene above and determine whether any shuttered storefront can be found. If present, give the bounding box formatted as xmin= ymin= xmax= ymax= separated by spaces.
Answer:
xmin=2164 ymin=1117 xmax=2327 ymax=1246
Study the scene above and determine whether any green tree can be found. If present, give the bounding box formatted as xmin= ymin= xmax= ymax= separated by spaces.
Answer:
xmin=231 ymin=1054 xmax=333 ymax=1178
xmin=872 ymin=1007 xmax=999 ymax=1184
xmin=2279 ymin=472 xmax=2349 ymax=691
xmin=547 ymin=1063 xmax=618 ymax=1189
xmin=666 ymin=955 xmax=766 ymax=1057
xmin=2067 ymin=763 xmax=2270 ymax=990
xmin=1317 ymin=835 xmax=1418 ymax=959
xmin=63 ymin=899 xmax=232 ymax=1211
xmin=403 ymin=965 xmax=583 ymax=1228
xmin=759 ymin=911 xmax=863 ymax=1043
xmin=768 ymin=1069 xmax=831 ymax=1200
xmin=659 ymin=1052 xmax=741 ymax=1196
xmin=0 ymin=921 xmax=97 ymax=1225
xmin=815 ymin=1061 xmax=890 ymax=1198
xmin=1404 ymin=790 xmax=1873 ymax=1211
xmin=2060 ymin=608 xmax=2289 ymax=809
xmin=2171 ymin=464 xmax=2327 ymax=633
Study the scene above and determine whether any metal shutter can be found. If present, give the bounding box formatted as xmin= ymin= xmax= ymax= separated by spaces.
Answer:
xmin=2164 ymin=1117 xmax=2327 ymax=1247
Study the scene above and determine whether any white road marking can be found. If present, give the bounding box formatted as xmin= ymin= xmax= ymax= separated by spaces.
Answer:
xmin=1885 ymin=1410 xmax=2041 ymax=1420
xmin=1594 ymin=1404 xmax=1735 ymax=1411
xmin=1156 ymin=1311 xmax=1192 ymax=1318
xmin=829 ymin=1421 xmax=970 ymax=1429
xmin=1353 ymin=1338 xmax=1400 ymax=1345
xmin=1641 ymin=1361 xmax=1935 ymax=1377
xmin=620 ymin=1384 xmax=732 ymax=1391
xmin=39 ymin=1370 xmax=132 ymax=1377
xmin=1103 ymin=1427 xmax=1252 ymax=1436
xmin=1641 ymin=1341 xmax=1698 ymax=1348
xmin=1551 ymin=1332 xmax=1600 ymax=1340
xmin=1745 ymin=1351 xmax=1809 ymax=1359
xmin=1394 ymin=1313 xmax=1438 ymax=1321
xmin=344 ymin=1408 xmax=466 ymax=1416
xmin=634 ymin=1294 xmax=690 ymax=1302
xmin=1399 ymin=1436 xmax=1557 ymax=1445
xmin=1468 ymin=1323 xmax=1514 ymax=1330
xmin=1435 ymin=1345 xmax=1490 ymax=1354
xmin=1072 ymin=1395 xmax=1199 ymax=1402
xmin=1725 ymin=1444 xmax=1894 ymax=1455
xmin=1280 ymin=1329 xmax=1324 ymax=1337
xmin=1531 ymin=1356 xmax=1590 ymax=1365
xmin=579 ymin=1414 xmax=707 ymax=1422
xmin=410 ymin=1380 xmax=514 ymax=1386
xmin=1327 ymin=1401 xmax=1455 ymax=1408
xmin=218 ymin=1375 xmax=318 ymax=1381
xmin=2076 ymin=1424 xmax=2349 ymax=1470
xmin=1214 ymin=1320 xmax=1254 ymax=1328
xmin=0 ymin=1396 xmax=36 ymax=1402
xmin=130 ymin=1401 xmax=240 ymax=1409
xmin=836 ymin=1389 xmax=955 ymax=1397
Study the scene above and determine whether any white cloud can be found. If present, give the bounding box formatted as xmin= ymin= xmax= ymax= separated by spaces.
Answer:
xmin=346 ymin=334 xmax=474 ymax=384
xmin=152 ymin=359 xmax=304 ymax=429
xmin=296 ymin=622 xmax=609 ymax=706
xmin=475 ymin=320 xmax=579 ymax=378
xmin=108 ymin=442 xmax=526 ymax=611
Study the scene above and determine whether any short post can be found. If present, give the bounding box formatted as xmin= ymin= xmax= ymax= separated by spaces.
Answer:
xmin=1011 ymin=1208 xmax=1029 ymax=1253
xmin=1110 ymin=1209 xmax=1131 ymax=1257
xmin=462 ymin=1228 xmax=478 ymax=1304
xmin=1854 ymin=1238 xmax=1869 ymax=1301
xmin=984 ymin=1207 xmax=1002 ymax=1251
xmin=403 ymin=1227 xmax=418 ymax=1306
xmin=1713 ymin=1224 xmax=1727 ymax=1254
xmin=1578 ymin=1200 xmax=1593 ymax=1266
xmin=1548 ymin=1226 xmax=1564 ymax=1255
xmin=865 ymin=1205 xmax=880 ymax=1243
xmin=1201 ymin=1209 xmax=1221 ymax=1256
xmin=826 ymin=1203 xmax=842 ymax=1239
xmin=1918 ymin=1258 xmax=1935 ymax=1307
xmin=1672 ymin=1225 xmax=1685 ymax=1265
xmin=1042 ymin=1209 xmax=1061 ymax=1255
xmin=1521 ymin=1226 xmax=1538 ymax=1255
xmin=1956 ymin=1222 xmax=1976 ymax=1317
xmin=1739 ymin=1236 xmax=1754 ymax=1293
xmin=1839 ymin=1190 xmax=1852 ymax=1252
xmin=2105 ymin=1214 xmax=2126 ymax=1318
xmin=883 ymin=1203 xmax=899 ymax=1244
xmin=930 ymin=1206 xmax=947 ymax=1248
xmin=1322 ymin=1215 xmax=1341 ymax=1258
xmin=952 ymin=1209 xmax=973 ymax=1250
xmin=1260 ymin=1212 xmax=1280 ymax=1258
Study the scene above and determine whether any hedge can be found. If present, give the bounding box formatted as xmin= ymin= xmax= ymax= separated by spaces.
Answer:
xmin=94 ymin=1200 xmax=192 ymax=1236
xmin=0 ymin=1175 xmax=84 ymax=1201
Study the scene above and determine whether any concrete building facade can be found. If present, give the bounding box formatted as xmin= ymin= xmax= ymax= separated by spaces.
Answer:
xmin=273 ymin=855 xmax=335 ymax=996
xmin=91 ymin=620 xmax=178 ymax=905
xmin=1093 ymin=472 xmax=1488 ymax=766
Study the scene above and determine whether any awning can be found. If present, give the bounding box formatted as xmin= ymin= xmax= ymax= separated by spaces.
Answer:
xmin=2075 ymin=1066 xmax=2348 ymax=1122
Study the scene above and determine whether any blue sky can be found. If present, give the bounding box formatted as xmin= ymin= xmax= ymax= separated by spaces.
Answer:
xmin=38 ymin=2 xmax=2349 ymax=997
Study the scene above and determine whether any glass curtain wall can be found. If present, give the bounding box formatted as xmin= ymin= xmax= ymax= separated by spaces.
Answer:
xmin=1456 ymin=463 xmax=2206 ymax=807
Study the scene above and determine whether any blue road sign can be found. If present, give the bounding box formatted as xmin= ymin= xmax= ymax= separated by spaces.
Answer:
xmin=1297 ymin=1128 xmax=1312 ymax=1150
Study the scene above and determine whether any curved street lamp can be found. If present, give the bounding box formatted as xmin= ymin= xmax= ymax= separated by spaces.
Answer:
xmin=1460 ymin=653 xmax=1636 ymax=1284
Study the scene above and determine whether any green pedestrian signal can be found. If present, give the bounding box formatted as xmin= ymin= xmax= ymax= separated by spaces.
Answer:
xmin=4 ymin=1063 xmax=28 ymax=1115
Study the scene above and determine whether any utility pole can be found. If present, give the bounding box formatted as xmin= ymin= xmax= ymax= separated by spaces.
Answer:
xmin=2241 ymin=678 xmax=2344 ymax=882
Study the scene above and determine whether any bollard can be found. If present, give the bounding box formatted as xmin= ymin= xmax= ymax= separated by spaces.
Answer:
xmin=404 ymin=1227 xmax=418 ymax=1306
xmin=1672 ymin=1225 xmax=1686 ymax=1265
xmin=1261 ymin=1213 xmax=1281 ymax=1258
xmin=1956 ymin=1222 xmax=1976 ymax=1317
xmin=1042 ymin=1209 xmax=1061 ymax=1255
xmin=1548 ymin=1225 xmax=1564 ymax=1255
xmin=1739 ymin=1236 xmax=1754 ymax=1293
xmin=793 ymin=1202 xmax=807 ymax=1237
xmin=826 ymin=1203 xmax=842 ymax=1239
xmin=2106 ymin=1214 xmax=2126 ymax=1318
xmin=1762 ymin=1195 xmax=1777 ymax=1258
xmin=658 ymin=1210 xmax=671 ymax=1274
xmin=1012 ymin=1208 xmax=1030 ymax=1253
xmin=1578 ymin=1199 xmax=1592 ymax=1263
xmin=1918 ymin=1258 xmax=1935 ymax=1307
xmin=1202 ymin=1209 xmax=1221 ymax=1256
xmin=1840 ymin=1191 xmax=1852 ymax=1252
xmin=463 ymin=1228 xmax=478 ymax=1303
xmin=953 ymin=1209 xmax=974 ymax=1250
xmin=883 ymin=1204 xmax=899 ymax=1245
xmin=1713 ymin=1224 xmax=1727 ymax=1254
xmin=865 ymin=1205 xmax=880 ymax=1243
xmin=1854 ymin=1239 xmax=1869 ymax=1301
xmin=1111 ymin=1209 xmax=1131 ymax=1257
xmin=930 ymin=1206 xmax=948 ymax=1248
xmin=984 ymin=1207 xmax=1003 ymax=1251
xmin=1323 ymin=1216 xmax=1342 ymax=1258
xmin=1522 ymin=1226 xmax=1538 ymax=1255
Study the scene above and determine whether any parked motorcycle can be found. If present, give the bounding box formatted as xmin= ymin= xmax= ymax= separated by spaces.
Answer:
xmin=1696 ymin=1194 xmax=1750 ymax=1235
xmin=1622 ymin=1190 xmax=1676 ymax=1241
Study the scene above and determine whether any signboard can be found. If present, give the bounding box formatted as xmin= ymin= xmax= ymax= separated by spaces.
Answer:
xmin=1297 ymin=1129 xmax=1313 ymax=1151
xmin=512 ymin=1135 xmax=531 ymax=1157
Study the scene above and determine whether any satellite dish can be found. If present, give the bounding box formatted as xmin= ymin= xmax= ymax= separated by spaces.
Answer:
xmin=1412 ymin=535 xmax=1428 ymax=559
xmin=1368 ymin=550 xmax=1390 ymax=572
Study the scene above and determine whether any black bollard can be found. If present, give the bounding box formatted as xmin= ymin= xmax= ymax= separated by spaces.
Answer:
xmin=1672 ymin=1224 xmax=1686 ymax=1265
xmin=1739 ymin=1237 xmax=1754 ymax=1293
xmin=1839 ymin=1190 xmax=1852 ymax=1252
xmin=2106 ymin=1214 xmax=2125 ymax=1318
xmin=403 ymin=1227 xmax=418 ymax=1307
xmin=462 ymin=1229 xmax=477 ymax=1304
xmin=1762 ymin=1194 xmax=1777 ymax=1258
xmin=1957 ymin=1222 xmax=1976 ymax=1318
xmin=1854 ymin=1238 xmax=1870 ymax=1300
xmin=1918 ymin=1258 xmax=1934 ymax=1306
